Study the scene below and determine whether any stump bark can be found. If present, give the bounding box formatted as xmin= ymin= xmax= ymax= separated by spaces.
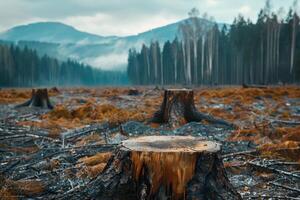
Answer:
xmin=49 ymin=87 xmax=60 ymax=93
xmin=242 ymin=83 xmax=267 ymax=89
xmin=151 ymin=89 xmax=234 ymax=127
xmin=128 ymin=88 xmax=140 ymax=96
xmin=81 ymin=136 xmax=241 ymax=200
xmin=16 ymin=89 xmax=53 ymax=109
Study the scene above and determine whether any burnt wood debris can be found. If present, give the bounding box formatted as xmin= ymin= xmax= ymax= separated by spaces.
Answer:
xmin=1 ymin=87 xmax=300 ymax=199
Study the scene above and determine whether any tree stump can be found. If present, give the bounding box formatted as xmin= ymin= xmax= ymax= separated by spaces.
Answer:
xmin=128 ymin=88 xmax=140 ymax=96
xmin=82 ymin=136 xmax=241 ymax=200
xmin=49 ymin=87 xmax=60 ymax=93
xmin=16 ymin=89 xmax=53 ymax=109
xmin=242 ymin=83 xmax=267 ymax=89
xmin=151 ymin=89 xmax=234 ymax=128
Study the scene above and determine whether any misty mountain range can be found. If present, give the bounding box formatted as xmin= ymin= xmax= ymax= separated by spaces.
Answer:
xmin=0 ymin=20 xmax=223 ymax=71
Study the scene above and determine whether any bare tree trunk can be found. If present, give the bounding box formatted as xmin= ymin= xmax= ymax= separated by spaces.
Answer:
xmin=186 ymin=40 xmax=192 ymax=85
xmin=161 ymin=50 xmax=164 ymax=85
xmin=276 ymin=24 xmax=281 ymax=82
xmin=201 ymin=35 xmax=205 ymax=84
xmin=151 ymin=89 xmax=235 ymax=128
xmin=182 ymin=42 xmax=187 ymax=83
xmin=72 ymin=136 xmax=241 ymax=200
xmin=290 ymin=15 xmax=297 ymax=75
xmin=261 ymin=32 xmax=264 ymax=84
xmin=193 ymin=39 xmax=198 ymax=84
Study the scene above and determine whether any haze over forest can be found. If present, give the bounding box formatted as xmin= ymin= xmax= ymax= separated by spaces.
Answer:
xmin=0 ymin=0 xmax=299 ymax=86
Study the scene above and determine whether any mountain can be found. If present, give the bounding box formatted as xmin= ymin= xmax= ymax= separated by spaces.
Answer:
xmin=0 ymin=20 xmax=225 ymax=70
xmin=0 ymin=22 xmax=117 ymax=44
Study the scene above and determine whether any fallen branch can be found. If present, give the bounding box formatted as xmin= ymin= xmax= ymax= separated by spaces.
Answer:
xmin=266 ymin=161 xmax=300 ymax=167
xmin=270 ymin=182 xmax=300 ymax=194
xmin=243 ymin=194 xmax=300 ymax=200
xmin=0 ymin=133 xmax=59 ymax=142
xmin=61 ymin=123 xmax=109 ymax=140
xmin=271 ymin=119 xmax=300 ymax=126
xmin=249 ymin=161 xmax=300 ymax=179
xmin=222 ymin=150 xmax=258 ymax=158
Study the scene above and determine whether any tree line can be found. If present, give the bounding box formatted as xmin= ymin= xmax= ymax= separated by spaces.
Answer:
xmin=0 ymin=44 xmax=127 ymax=87
xmin=127 ymin=1 xmax=300 ymax=85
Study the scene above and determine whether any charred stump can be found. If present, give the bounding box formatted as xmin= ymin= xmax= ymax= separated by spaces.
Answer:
xmin=128 ymin=88 xmax=140 ymax=96
xmin=75 ymin=136 xmax=241 ymax=200
xmin=49 ymin=87 xmax=60 ymax=93
xmin=16 ymin=89 xmax=53 ymax=109
xmin=151 ymin=89 xmax=234 ymax=127
xmin=242 ymin=83 xmax=267 ymax=89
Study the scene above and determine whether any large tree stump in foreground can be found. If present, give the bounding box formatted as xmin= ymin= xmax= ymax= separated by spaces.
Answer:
xmin=83 ymin=136 xmax=241 ymax=200
xmin=151 ymin=89 xmax=234 ymax=127
xmin=16 ymin=89 xmax=53 ymax=109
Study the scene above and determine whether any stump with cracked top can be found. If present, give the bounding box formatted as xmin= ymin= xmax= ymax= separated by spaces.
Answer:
xmin=80 ymin=136 xmax=241 ymax=200
xmin=151 ymin=89 xmax=234 ymax=128
xmin=16 ymin=89 xmax=53 ymax=109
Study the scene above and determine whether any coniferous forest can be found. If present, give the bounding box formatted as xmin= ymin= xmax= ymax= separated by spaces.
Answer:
xmin=0 ymin=44 xmax=127 ymax=87
xmin=127 ymin=2 xmax=300 ymax=85
xmin=2 ymin=1 xmax=300 ymax=199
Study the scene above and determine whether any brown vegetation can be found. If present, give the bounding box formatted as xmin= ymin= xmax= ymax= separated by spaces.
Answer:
xmin=48 ymin=102 xmax=146 ymax=125
xmin=6 ymin=86 xmax=300 ymax=163
xmin=0 ymin=88 xmax=62 ymax=104
xmin=77 ymin=152 xmax=112 ymax=178
xmin=0 ymin=89 xmax=31 ymax=104
xmin=196 ymin=86 xmax=300 ymax=104
xmin=0 ymin=179 xmax=44 ymax=199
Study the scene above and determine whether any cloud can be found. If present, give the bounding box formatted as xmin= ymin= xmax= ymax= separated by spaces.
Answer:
xmin=238 ymin=5 xmax=252 ymax=15
xmin=83 ymin=53 xmax=128 ymax=70
xmin=0 ymin=0 xmax=297 ymax=36
xmin=62 ymin=12 xmax=180 ymax=36
xmin=206 ymin=0 xmax=219 ymax=7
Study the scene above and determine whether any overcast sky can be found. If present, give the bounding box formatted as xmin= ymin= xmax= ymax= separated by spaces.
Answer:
xmin=0 ymin=0 xmax=297 ymax=36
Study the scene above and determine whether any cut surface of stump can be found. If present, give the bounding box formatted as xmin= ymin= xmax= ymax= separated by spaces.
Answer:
xmin=151 ymin=89 xmax=234 ymax=128
xmin=16 ymin=89 xmax=53 ymax=109
xmin=80 ymin=136 xmax=241 ymax=200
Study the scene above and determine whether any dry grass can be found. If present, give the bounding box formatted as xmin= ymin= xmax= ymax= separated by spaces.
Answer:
xmin=260 ymin=141 xmax=300 ymax=162
xmin=0 ymin=144 xmax=39 ymax=154
xmin=6 ymin=86 xmax=300 ymax=163
xmin=0 ymin=179 xmax=44 ymax=199
xmin=75 ymin=134 xmax=105 ymax=146
xmin=33 ymin=102 xmax=149 ymax=138
xmin=76 ymin=152 xmax=112 ymax=178
xmin=0 ymin=87 xmax=62 ymax=104
xmin=195 ymin=86 xmax=300 ymax=105
xmin=79 ymin=152 xmax=112 ymax=166
xmin=258 ymin=127 xmax=300 ymax=162
xmin=229 ymin=123 xmax=300 ymax=162
xmin=209 ymin=87 xmax=300 ymax=162
xmin=0 ymin=188 xmax=17 ymax=200
xmin=0 ymin=89 xmax=31 ymax=104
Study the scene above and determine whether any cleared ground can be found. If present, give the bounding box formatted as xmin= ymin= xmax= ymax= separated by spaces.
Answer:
xmin=0 ymin=86 xmax=300 ymax=199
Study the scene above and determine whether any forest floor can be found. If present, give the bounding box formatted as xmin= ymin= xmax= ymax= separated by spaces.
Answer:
xmin=0 ymin=86 xmax=300 ymax=199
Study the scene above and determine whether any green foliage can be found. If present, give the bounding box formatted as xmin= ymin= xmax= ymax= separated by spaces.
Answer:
xmin=128 ymin=5 xmax=300 ymax=85
xmin=0 ymin=44 xmax=127 ymax=87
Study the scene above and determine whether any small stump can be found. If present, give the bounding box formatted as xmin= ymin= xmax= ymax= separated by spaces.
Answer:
xmin=16 ymin=89 xmax=53 ymax=109
xmin=151 ymin=89 xmax=234 ymax=127
xmin=49 ymin=87 xmax=60 ymax=93
xmin=128 ymin=88 xmax=140 ymax=96
xmin=85 ymin=136 xmax=241 ymax=200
